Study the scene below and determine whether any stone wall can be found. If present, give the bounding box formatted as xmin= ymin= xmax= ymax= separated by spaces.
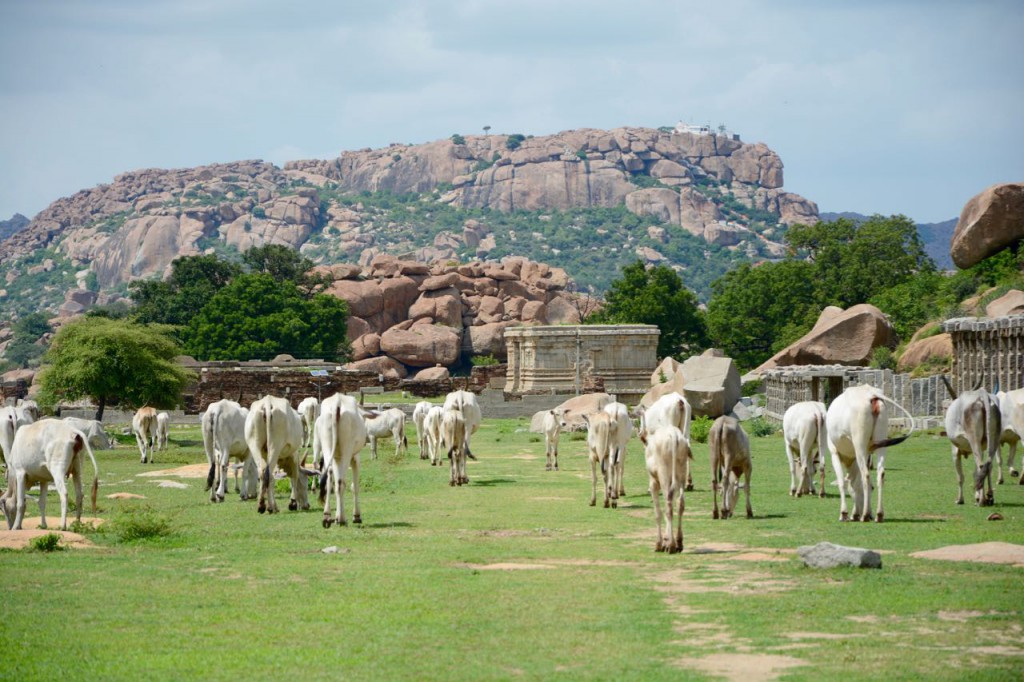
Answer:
xmin=504 ymin=324 xmax=658 ymax=403
xmin=941 ymin=315 xmax=1024 ymax=393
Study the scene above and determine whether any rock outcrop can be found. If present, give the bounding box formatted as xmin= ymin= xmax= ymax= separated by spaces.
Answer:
xmin=950 ymin=183 xmax=1024 ymax=269
xmin=639 ymin=349 xmax=740 ymax=418
xmin=897 ymin=333 xmax=952 ymax=373
xmin=985 ymin=289 xmax=1024 ymax=318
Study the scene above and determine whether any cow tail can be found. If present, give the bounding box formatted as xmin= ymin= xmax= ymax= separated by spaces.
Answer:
xmin=681 ymin=398 xmax=692 ymax=444
xmin=81 ymin=435 xmax=100 ymax=513
xmin=872 ymin=394 xmax=917 ymax=451
xmin=205 ymin=410 xmax=218 ymax=491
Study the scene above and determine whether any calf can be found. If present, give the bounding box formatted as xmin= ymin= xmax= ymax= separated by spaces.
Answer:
xmin=638 ymin=392 xmax=694 ymax=490
xmin=945 ymin=388 xmax=1001 ymax=506
xmin=782 ymin=401 xmax=827 ymax=497
xmin=583 ymin=411 xmax=616 ymax=508
xmin=132 ymin=406 xmax=159 ymax=464
xmin=412 ymin=401 xmax=433 ymax=460
xmin=443 ymin=390 xmax=482 ymax=460
xmin=996 ymin=389 xmax=1024 ymax=483
xmin=297 ymin=397 xmax=319 ymax=449
xmin=826 ymin=384 xmax=912 ymax=522
xmin=541 ymin=409 xmax=565 ymax=471
xmin=245 ymin=395 xmax=308 ymax=515
xmin=62 ymin=417 xmax=112 ymax=450
xmin=156 ymin=412 xmax=170 ymax=451
xmin=709 ymin=416 xmax=753 ymax=520
xmin=604 ymin=401 xmax=633 ymax=498
xmin=423 ymin=405 xmax=445 ymax=466
xmin=441 ymin=408 xmax=469 ymax=486
xmin=1 ymin=419 xmax=99 ymax=531
xmin=202 ymin=399 xmax=257 ymax=503
xmin=644 ymin=425 xmax=690 ymax=553
xmin=317 ymin=393 xmax=368 ymax=527
xmin=1 ymin=404 xmax=35 ymax=467
xmin=364 ymin=407 xmax=408 ymax=459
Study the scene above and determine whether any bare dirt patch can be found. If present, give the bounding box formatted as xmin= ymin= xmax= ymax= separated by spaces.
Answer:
xmin=936 ymin=610 xmax=998 ymax=622
xmin=911 ymin=542 xmax=1024 ymax=567
xmin=674 ymin=653 xmax=807 ymax=681
xmin=153 ymin=480 xmax=189 ymax=489
xmin=458 ymin=562 xmax=554 ymax=571
xmin=137 ymin=463 xmax=209 ymax=478
xmin=0 ymin=528 xmax=95 ymax=550
xmin=785 ymin=631 xmax=863 ymax=640
xmin=19 ymin=516 xmax=105 ymax=529
xmin=107 ymin=492 xmax=146 ymax=500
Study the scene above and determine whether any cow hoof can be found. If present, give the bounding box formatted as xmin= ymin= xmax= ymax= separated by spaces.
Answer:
xmin=322 ymin=518 xmax=332 ymax=529
xmin=840 ymin=512 xmax=849 ymax=521
xmin=876 ymin=513 xmax=884 ymax=523
xmin=258 ymin=504 xmax=266 ymax=514
xmin=1011 ymin=469 xmax=1020 ymax=478
xmin=819 ymin=491 xmax=826 ymax=499
xmin=545 ymin=465 xmax=552 ymax=471
xmin=685 ymin=484 xmax=694 ymax=492
xmin=789 ymin=489 xmax=796 ymax=497
xmin=353 ymin=515 xmax=362 ymax=524
xmin=712 ymin=510 xmax=719 ymax=520
xmin=450 ymin=481 xmax=456 ymax=487
xmin=589 ymin=500 xmax=596 ymax=507
xmin=288 ymin=500 xmax=298 ymax=511
xmin=746 ymin=511 xmax=753 ymax=519
xmin=603 ymin=500 xmax=610 ymax=508
xmin=554 ymin=465 xmax=559 ymax=471
xmin=611 ymin=501 xmax=618 ymax=509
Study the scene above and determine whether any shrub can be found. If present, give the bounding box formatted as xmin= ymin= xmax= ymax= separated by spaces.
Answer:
xmin=689 ymin=415 xmax=714 ymax=444
xmin=505 ymin=134 xmax=526 ymax=150
xmin=450 ymin=134 xmax=466 ymax=145
xmin=29 ymin=533 xmax=64 ymax=552
xmin=110 ymin=505 xmax=173 ymax=542
xmin=741 ymin=379 xmax=763 ymax=397
xmin=870 ymin=346 xmax=897 ymax=371
xmin=747 ymin=417 xmax=779 ymax=438
xmin=471 ymin=354 xmax=500 ymax=367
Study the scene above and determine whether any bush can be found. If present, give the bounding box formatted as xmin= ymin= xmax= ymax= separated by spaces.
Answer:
xmin=870 ymin=346 xmax=897 ymax=371
xmin=110 ymin=505 xmax=172 ymax=542
xmin=29 ymin=533 xmax=64 ymax=552
xmin=252 ymin=206 xmax=266 ymax=219
xmin=450 ymin=134 xmax=466 ymax=146
xmin=747 ymin=417 xmax=779 ymax=438
xmin=470 ymin=354 xmax=500 ymax=367
xmin=505 ymin=134 xmax=526 ymax=150
xmin=689 ymin=415 xmax=714 ymax=444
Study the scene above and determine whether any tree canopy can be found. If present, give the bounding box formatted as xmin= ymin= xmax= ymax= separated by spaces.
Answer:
xmin=37 ymin=317 xmax=194 ymax=420
xmin=586 ymin=261 xmax=707 ymax=359
xmin=182 ymin=273 xmax=351 ymax=362
xmin=129 ymin=254 xmax=242 ymax=327
xmin=2 ymin=312 xmax=52 ymax=369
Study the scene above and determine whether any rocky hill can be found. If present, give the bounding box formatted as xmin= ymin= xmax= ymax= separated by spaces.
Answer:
xmin=0 ymin=126 xmax=818 ymax=318
xmin=0 ymin=213 xmax=29 ymax=242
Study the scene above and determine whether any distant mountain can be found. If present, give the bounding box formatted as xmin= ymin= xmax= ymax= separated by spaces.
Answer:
xmin=0 ymin=213 xmax=29 ymax=242
xmin=819 ymin=211 xmax=955 ymax=270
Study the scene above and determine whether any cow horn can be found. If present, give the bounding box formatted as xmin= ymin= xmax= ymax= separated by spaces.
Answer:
xmin=972 ymin=376 xmax=985 ymax=392
xmin=940 ymin=375 xmax=957 ymax=400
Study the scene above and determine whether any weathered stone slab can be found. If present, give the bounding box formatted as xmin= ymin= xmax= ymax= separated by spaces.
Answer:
xmin=797 ymin=542 xmax=882 ymax=569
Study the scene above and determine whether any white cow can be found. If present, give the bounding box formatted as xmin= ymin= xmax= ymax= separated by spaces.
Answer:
xmin=1 ymin=419 xmax=98 ymax=531
xmin=638 ymin=392 xmax=694 ymax=490
xmin=16 ymin=399 xmax=40 ymax=422
xmin=442 ymin=390 xmax=482 ymax=460
xmin=245 ymin=395 xmax=308 ymax=515
xmin=298 ymin=397 xmax=319 ymax=449
xmin=583 ymin=410 xmax=616 ymax=508
xmin=996 ymin=389 xmax=1024 ymax=483
xmin=946 ymin=388 xmax=1001 ymax=506
xmin=364 ymin=407 xmax=407 ymax=460
xmin=604 ymin=401 xmax=633 ymax=498
xmin=826 ymin=384 xmax=913 ymax=522
xmin=541 ymin=409 xmax=565 ymax=471
xmin=782 ymin=401 xmax=827 ymax=497
xmin=132 ymin=406 xmax=159 ymax=464
xmin=1 ymin=404 xmax=35 ymax=466
xmin=316 ymin=393 xmax=368 ymax=527
xmin=155 ymin=412 xmax=170 ymax=451
xmin=423 ymin=405 xmax=445 ymax=466
xmin=62 ymin=417 xmax=112 ymax=450
xmin=412 ymin=401 xmax=433 ymax=460
xmin=644 ymin=425 xmax=690 ymax=553
xmin=441 ymin=407 xmax=469 ymax=486
xmin=709 ymin=415 xmax=753 ymax=520
xmin=202 ymin=400 xmax=258 ymax=503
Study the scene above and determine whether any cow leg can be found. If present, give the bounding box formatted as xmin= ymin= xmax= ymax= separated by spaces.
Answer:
xmin=953 ymin=447 xmax=965 ymax=505
xmin=674 ymin=472 xmax=686 ymax=552
xmin=72 ymin=454 xmax=84 ymax=527
xmin=649 ymin=477 xmax=665 ymax=551
xmin=831 ymin=446 xmax=849 ymax=521
xmin=786 ymin=442 xmax=798 ymax=496
xmin=744 ymin=464 xmax=753 ymax=519
xmin=37 ymin=479 xmax=49 ymax=530
xmin=1008 ymin=441 xmax=1019 ymax=478
xmin=818 ymin=446 xmax=826 ymax=498
xmin=553 ymin=441 xmax=559 ymax=471
xmin=336 ymin=461 xmax=348 ymax=526
xmin=711 ymin=469 xmax=720 ymax=520
xmin=370 ymin=436 xmax=378 ymax=461
xmin=874 ymin=451 xmax=885 ymax=523
xmin=350 ymin=456 xmax=362 ymax=524
xmin=589 ymin=457 xmax=598 ymax=506
xmin=51 ymin=474 xmax=70 ymax=531
xmin=136 ymin=432 xmax=148 ymax=463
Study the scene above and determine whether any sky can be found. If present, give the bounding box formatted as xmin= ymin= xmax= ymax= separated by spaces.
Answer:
xmin=1 ymin=0 xmax=1021 ymax=225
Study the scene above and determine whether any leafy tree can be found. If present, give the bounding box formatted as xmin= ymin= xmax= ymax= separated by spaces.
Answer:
xmin=37 ymin=318 xmax=194 ymax=420
xmin=587 ymin=261 xmax=707 ymax=359
xmin=505 ymin=133 xmax=526 ymax=150
xmin=868 ymin=270 xmax=946 ymax=342
xmin=705 ymin=260 xmax=819 ymax=370
xmin=4 ymin=312 xmax=52 ymax=368
xmin=241 ymin=243 xmax=329 ymax=295
xmin=130 ymin=254 xmax=242 ymax=326
xmin=450 ymin=133 xmax=466 ymax=145
xmin=183 ymin=274 xmax=351 ymax=362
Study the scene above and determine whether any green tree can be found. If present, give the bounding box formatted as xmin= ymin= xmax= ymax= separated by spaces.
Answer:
xmin=587 ymin=261 xmax=707 ymax=359
xmin=37 ymin=318 xmax=194 ymax=420
xmin=241 ymin=243 xmax=329 ymax=295
xmin=130 ymin=254 xmax=242 ymax=326
xmin=183 ymin=274 xmax=351 ymax=362
xmin=705 ymin=260 xmax=819 ymax=370
xmin=4 ymin=312 xmax=53 ymax=368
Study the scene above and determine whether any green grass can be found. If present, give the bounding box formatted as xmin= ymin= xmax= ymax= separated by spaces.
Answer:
xmin=2 ymin=421 xmax=1021 ymax=680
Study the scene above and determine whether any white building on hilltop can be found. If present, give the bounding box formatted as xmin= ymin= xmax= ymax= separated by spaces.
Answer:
xmin=673 ymin=121 xmax=740 ymax=141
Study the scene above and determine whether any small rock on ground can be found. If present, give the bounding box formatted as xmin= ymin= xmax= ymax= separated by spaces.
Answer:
xmin=797 ymin=541 xmax=882 ymax=569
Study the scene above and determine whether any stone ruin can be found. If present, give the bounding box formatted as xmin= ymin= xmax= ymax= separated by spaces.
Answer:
xmin=941 ymin=315 xmax=1024 ymax=393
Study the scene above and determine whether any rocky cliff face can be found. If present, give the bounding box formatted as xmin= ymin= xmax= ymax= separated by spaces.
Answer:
xmin=0 ymin=127 xmax=818 ymax=317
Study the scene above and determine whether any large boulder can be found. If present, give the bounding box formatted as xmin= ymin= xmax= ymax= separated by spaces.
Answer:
xmin=380 ymin=324 xmax=461 ymax=368
xmin=950 ymin=183 xmax=1024 ymax=269
xmin=650 ymin=357 xmax=681 ymax=386
xmin=343 ymin=355 xmax=408 ymax=380
xmin=985 ymin=289 xmax=1024 ymax=318
xmin=897 ymin=333 xmax=952 ymax=373
xmin=754 ymin=304 xmax=896 ymax=373
xmin=678 ymin=351 xmax=741 ymax=418
xmin=529 ymin=392 xmax=614 ymax=433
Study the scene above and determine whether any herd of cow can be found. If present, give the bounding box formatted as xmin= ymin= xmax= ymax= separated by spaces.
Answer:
xmin=0 ymin=378 xmax=1021 ymax=554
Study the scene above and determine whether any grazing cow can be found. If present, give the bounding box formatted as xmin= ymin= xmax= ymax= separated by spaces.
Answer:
xmin=202 ymin=399 xmax=258 ymax=503
xmin=644 ymin=425 xmax=690 ymax=553
xmin=245 ymin=395 xmax=308 ymax=515
xmin=132 ymin=406 xmax=159 ymax=464
xmin=826 ymin=384 xmax=913 ymax=522
xmin=423 ymin=405 xmax=445 ymax=466
xmin=541 ymin=409 xmax=565 ymax=471
xmin=364 ymin=407 xmax=408 ymax=459
xmin=412 ymin=401 xmax=433 ymax=460
xmin=316 ymin=393 xmax=368 ymax=527
xmin=1 ymin=419 xmax=98 ymax=531
xmin=996 ymin=389 xmax=1024 ymax=483
xmin=442 ymin=390 xmax=482 ymax=460
xmin=62 ymin=417 xmax=112 ymax=450
xmin=1 ymin=404 xmax=35 ymax=466
xmin=709 ymin=416 xmax=753 ymax=520
xmin=16 ymin=399 xmax=40 ymax=422
xmin=583 ymin=411 xmax=616 ymax=508
xmin=638 ymin=392 xmax=694 ymax=490
xmin=945 ymin=388 xmax=1001 ymax=506
xmin=604 ymin=401 xmax=633 ymax=497
xmin=782 ymin=401 xmax=827 ymax=497
xmin=297 ymin=397 xmax=319 ymax=449
xmin=155 ymin=412 xmax=170 ymax=451
xmin=441 ymin=408 xmax=469 ymax=486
